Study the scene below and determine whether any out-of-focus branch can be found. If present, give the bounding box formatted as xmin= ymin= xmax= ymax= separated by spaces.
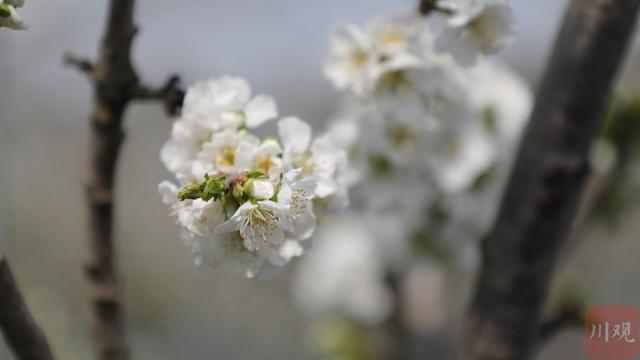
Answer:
xmin=458 ymin=0 xmax=639 ymax=359
xmin=0 ymin=252 xmax=55 ymax=360
xmin=63 ymin=53 xmax=95 ymax=75
xmin=419 ymin=0 xmax=453 ymax=16
xmin=536 ymin=303 xmax=584 ymax=347
xmin=382 ymin=272 xmax=408 ymax=360
xmin=419 ymin=0 xmax=438 ymax=15
xmin=65 ymin=1 xmax=184 ymax=359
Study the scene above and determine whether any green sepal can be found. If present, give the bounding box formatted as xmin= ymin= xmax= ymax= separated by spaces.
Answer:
xmin=202 ymin=175 xmax=226 ymax=201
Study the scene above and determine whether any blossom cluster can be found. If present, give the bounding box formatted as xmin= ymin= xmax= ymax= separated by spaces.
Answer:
xmin=325 ymin=0 xmax=514 ymax=97
xmin=0 ymin=0 xmax=27 ymax=30
xmin=293 ymin=0 xmax=530 ymax=324
xmin=322 ymin=0 xmax=525 ymax=264
xmin=159 ymin=77 xmax=348 ymax=278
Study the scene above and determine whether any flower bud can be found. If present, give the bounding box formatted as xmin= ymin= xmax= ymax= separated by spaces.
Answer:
xmin=250 ymin=179 xmax=275 ymax=200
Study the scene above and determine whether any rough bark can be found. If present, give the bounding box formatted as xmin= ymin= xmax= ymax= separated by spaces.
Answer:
xmin=0 ymin=252 xmax=55 ymax=360
xmin=65 ymin=1 xmax=183 ymax=359
xmin=80 ymin=1 xmax=136 ymax=358
xmin=458 ymin=0 xmax=640 ymax=359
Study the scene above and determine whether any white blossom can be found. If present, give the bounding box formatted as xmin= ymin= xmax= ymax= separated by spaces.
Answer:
xmin=325 ymin=11 xmax=424 ymax=97
xmin=158 ymin=181 xmax=223 ymax=237
xmin=0 ymin=0 xmax=27 ymax=30
xmin=181 ymin=76 xmax=278 ymax=132
xmin=436 ymin=0 xmax=514 ymax=65
xmin=191 ymin=129 xmax=259 ymax=179
xmin=277 ymin=168 xmax=317 ymax=240
xmin=215 ymin=201 xmax=285 ymax=252
xmin=278 ymin=117 xmax=349 ymax=202
xmin=235 ymin=138 xmax=284 ymax=181
xmin=293 ymin=214 xmax=392 ymax=324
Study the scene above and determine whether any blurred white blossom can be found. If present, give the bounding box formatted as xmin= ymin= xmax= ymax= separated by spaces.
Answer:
xmin=0 ymin=0 xmax=27 ymax=30
xmin=298 ymin=5 xmax=529 ymax=323
xmin=436 ymin=0 xmax=514 ymax=65
xmin=293 ymin=214 xmax=392 ymax=324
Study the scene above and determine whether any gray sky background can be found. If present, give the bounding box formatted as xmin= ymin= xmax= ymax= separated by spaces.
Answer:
xmin=1 ymin=0 xmax=578 ymax=126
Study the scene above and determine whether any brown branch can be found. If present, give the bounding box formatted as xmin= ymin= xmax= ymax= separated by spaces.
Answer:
xmin=131 ymin=75 xmax=185 ymax=116
xmin=458 ymin=0 xmax=640 ymax=359
xmin=0 ymin=252 xmax=55 ymax=360
xmin=536 ymin=304 xmax=584 ymax=348
xmin=63 ymin=53 xmax=94 ymax=75
xmin=419 ymin=0 xmax=438 ymax=15
xmin=419 ymin=0 xmax=454 ymax=16
xmin=382 ymin=271 xmax=408 ymax=360
xmin=64 ymin=1 xmax=183 ymax=359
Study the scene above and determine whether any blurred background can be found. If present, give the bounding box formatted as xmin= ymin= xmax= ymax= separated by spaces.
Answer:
xmin=1 ymin=0 xmax=640 ymax=359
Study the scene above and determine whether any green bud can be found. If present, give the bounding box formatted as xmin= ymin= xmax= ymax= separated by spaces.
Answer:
xmin=0 ymin=4 xmax=11 ymax=18
xmin=202 ymin=175 xmax=226 ymax=201
xmin=232 ymin=180 xmax=247 ymax=200
xmin=177 ymin=183 xmax=203 ymax=201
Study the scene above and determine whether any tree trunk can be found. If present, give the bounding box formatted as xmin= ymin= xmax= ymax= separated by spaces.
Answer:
xmin=458 ymin=0 xmax=640 ymax=358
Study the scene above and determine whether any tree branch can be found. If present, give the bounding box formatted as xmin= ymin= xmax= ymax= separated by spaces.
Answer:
xmin=419 ymin=0 xmax=438 ymax=15
xmin=65 ymin=1 xmax=184 ymax=359
xmin=458 ymin=0 xmax=640 ymax=359
xmin=131 ymin=75 xmax=185 ymax=116
xmin=419 ymin=0 xmax=454 ymax=16
xmin=536 ymin=304 xmax=584 ymax=347
xmin=0 ymin=252 xmax=55 ymax=360
xmin=63 ymin=53 xmax=94 ymax=75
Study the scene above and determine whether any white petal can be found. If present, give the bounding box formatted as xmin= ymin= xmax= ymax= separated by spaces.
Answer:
xmin=245 ymin=95 xmax=278 ymax=128
xmin=158 ymin=181 xmax=179 ymax=205
xmin=278 ymin=117 xmax=311 ymax=155
xmin=292 ymin=207 xmax=316 ymax=240
xmin=283 ymin=168 xmax=303 ymax=184
xmin=315 ymin=177 xmax=338 ymax=198
xmin=214 ymin=218 xmax=240 ymax=234
xmin=234 ymin=139 xmax=258 ymax=171
xmin=215 ymin=202 xmax=256 ymax=234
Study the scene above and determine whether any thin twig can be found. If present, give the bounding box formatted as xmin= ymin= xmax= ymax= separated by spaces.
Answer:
xmin=536 ymin=304 xmax=584 ymax=347
xmin=419 ymin=0 xmax=454 ymax=16
xmin=131 ymin=75 xmax=185 ymax=116
xmin=458 ymin=0 xmax=640 ymax=358
xmin=65 ymin=1 xmax=183 ymax=359
xmin=0 ymin=251 xmax=55 ymax=360
xmin=419 ymin=0 xmax=438 ymax=15
xmin=63 ymin=53 xmax=94 ymax=74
